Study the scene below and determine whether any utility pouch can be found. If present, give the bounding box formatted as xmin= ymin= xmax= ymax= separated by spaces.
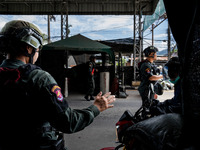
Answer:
xmin=53 ymin=133 xmax=65 ymax=150
xmin=40 ymin=133 xmax=66 ymax=150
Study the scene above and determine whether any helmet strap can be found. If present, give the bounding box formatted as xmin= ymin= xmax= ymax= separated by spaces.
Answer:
xmin=150 ymin=55 xmax=154 ymax=58
xmin=148 ymin=52 xmax=156 ymax=58
xmin=148 ymin=53 xmax=155 ymax=58
xmin=24 ymin=48 xmax=36 ymax=64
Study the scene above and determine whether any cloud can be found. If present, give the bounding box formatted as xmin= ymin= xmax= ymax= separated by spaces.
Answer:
xmin=91 ymin=15 xmax=131 ymax=30
xmin=0 ymin=14 xmax=171 ymax=52
xmin=68 ymin=15 xmax=133 ymax=38
xmin=143 ymin=38 xmax=167 ymax=51
xmin=84 ymin=33 xmax=104 ymax=40
xmin=0 ymin=16 xmax=13 ymax=30
xmin=0 ymin=15 xmax=135 ymax=41
xmin=0 ymin=21 xmax=7 ymax=30
xmin=0 ymin=15 xmax=48 ymax=34
xmin=154 ymin=33 xmax=167 ymax=38
xmin=12 ymin=15 xmax=40 ymax=23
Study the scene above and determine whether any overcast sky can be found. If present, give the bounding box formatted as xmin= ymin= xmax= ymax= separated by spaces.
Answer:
xmin=0 ymin=15 xmax=172 ymax=51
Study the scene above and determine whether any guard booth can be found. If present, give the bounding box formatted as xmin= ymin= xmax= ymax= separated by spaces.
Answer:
xmin=39 ymin=34 xmax=115 ymax=96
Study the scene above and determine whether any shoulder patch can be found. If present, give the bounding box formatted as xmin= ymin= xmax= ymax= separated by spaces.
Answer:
xmin=145 ymin=68 xmax=151 ymax=73
xmin=51 ymin=85 xmax=63 ymax=102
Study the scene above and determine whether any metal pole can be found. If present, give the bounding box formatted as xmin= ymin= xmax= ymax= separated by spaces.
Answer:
xmin=152 ymin=24 xmax=154 ymax=46
xmin=65 ymin=1 xmax=69 ymax=38
xmin=138 ymin=5 xmax=142 ymax=62
xmin=61 ymin=14 xmax=63 ymax=40
xmin=133 ymin=0 xmax=136 ymax=81
xmin=48 ymin=15 xmax=50 ymax=43
xmin=167 ymin=22 xmax=171 ymax=59
xmin=61 ymin=1 xmax=69 ymax=39
xmin=60 ymin=1 xmax=69 ymax=97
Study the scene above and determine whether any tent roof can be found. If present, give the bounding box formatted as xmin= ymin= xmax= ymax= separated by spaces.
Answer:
xmin=100 ymin=38 xmax=140 ymax=54
xmin=42 ymin=34 xmax=115 ymax=63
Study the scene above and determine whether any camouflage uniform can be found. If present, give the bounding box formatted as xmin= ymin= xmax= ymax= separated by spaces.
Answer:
xmin=138 ymin=60 xmax=158 ymax=105
xmin=0 ymin=56 xmax=100 ymax=150
xmin=85 ymin=60 xmax=96 ymax=101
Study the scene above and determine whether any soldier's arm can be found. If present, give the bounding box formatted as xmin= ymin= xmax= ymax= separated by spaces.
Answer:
xmin=149 ymin=75 xmax=163 ymax=81
xmin=48 ymin=91 xmax=115 ymax=133
xmin=50 ymin=103 xmax=100 ymax=133
xmin=32 ymin=70 xmax=115 ymax=134
xmin=88 ymin=62 xmax=93 ymax=76
xmin=141 ymin=63 xmax=163 ymax=81
xmin=140 ymin=63 xmax=153 ymax=80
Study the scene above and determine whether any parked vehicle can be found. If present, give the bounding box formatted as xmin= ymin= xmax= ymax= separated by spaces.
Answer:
xmin=101 ymin=81 xmax=164 ymax=150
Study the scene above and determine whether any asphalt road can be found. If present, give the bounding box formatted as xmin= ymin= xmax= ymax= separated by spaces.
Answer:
xmin=64 ymin=90 xmax=174 ymax=150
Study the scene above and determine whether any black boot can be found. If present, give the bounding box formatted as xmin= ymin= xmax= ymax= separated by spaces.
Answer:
xmin=90 ymin=95 xmax=95 ymax=100
xmin=84 ymin=95 xmax=90 ymax=101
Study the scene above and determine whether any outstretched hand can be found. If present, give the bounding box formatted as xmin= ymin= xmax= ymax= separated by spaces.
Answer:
xmin=93 ymin=92 xmax=116 ymax=112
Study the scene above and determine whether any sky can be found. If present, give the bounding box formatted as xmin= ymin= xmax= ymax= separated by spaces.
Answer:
xmin=0 ymin=14 xmax=173 ymax=51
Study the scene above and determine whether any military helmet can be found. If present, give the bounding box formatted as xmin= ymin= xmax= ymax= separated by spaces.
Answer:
xmin=143 ymin=46 xmax=158 ymax=57
xmin=0 ymin=20 xmax=43 ymax=50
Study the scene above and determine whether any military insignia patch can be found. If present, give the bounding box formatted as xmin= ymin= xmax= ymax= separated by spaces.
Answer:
xmin=51 ymin=85 xmax=63 ymax=102
xmin=145 ymin=68 xmax=151 ymax=73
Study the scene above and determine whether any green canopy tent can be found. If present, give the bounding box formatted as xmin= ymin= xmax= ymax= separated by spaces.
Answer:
xmin=42 ymin=34 xmax=115 ymax=64
xmin=40 ymin=34 xmax=115 ymax=94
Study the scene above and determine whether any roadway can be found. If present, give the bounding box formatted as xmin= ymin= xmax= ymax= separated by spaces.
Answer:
xmin=64 ymin=89 xmax=174 ymax=150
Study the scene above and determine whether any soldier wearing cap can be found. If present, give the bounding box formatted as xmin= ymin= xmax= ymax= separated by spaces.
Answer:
xmin=0 ymin=20 xmax=115 ymax=150
xmin=138 ymin=46 xmax=163 ymax=106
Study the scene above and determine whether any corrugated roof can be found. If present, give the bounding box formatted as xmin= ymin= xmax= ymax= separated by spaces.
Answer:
xmin=0 ymin=0 xmax=159 ymax=15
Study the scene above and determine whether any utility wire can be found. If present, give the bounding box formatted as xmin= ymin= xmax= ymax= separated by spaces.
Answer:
xmin=79 ymin=24 xmax=133 ymax=34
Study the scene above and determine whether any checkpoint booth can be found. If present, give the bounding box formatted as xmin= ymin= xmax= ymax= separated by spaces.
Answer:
xmin=40 ymin=34 xmax=115 ymax=96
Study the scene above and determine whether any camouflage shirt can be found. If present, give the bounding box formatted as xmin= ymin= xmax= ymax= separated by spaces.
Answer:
xmin=0 ymin=59 xmax=100 ymax=150
xmin=138 ymin=60 xmax=157 ymax=94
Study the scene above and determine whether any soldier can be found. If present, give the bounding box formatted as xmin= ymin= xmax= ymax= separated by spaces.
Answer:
xmin=150 ymin=57 xmax=182 ymax=115
xmin=84 ymin=55 xmax=97 ymax=101
xmin=138 ymin=46 xmax=163 ymax=106
xmin=0 ymin=20 xmax=115 ymax=150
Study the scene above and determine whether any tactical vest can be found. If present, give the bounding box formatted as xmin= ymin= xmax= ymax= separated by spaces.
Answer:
xmin=0 ymin=63 xmax=66 ymax=150
xmin=0 ymin=64 xmax=41 ymax=149
xmin=0 ymin=63 xmax=40 ymax=85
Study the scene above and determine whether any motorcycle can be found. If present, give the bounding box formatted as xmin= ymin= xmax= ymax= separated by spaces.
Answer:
xmin=100 ymin=81 xmax=167 ymax=150
xmin=115 ymin=81 xmax=164 ymax=150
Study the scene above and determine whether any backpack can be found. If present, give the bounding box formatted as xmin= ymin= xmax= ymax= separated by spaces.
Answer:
xmin=0 ymin=64 xmax=40 ymax=86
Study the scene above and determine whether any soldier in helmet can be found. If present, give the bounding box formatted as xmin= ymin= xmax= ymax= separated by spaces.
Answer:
xmin=138 ymin=46 xmax=163 ymax=106
xmin=0 ymin=20 xmax=115 ymax=150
